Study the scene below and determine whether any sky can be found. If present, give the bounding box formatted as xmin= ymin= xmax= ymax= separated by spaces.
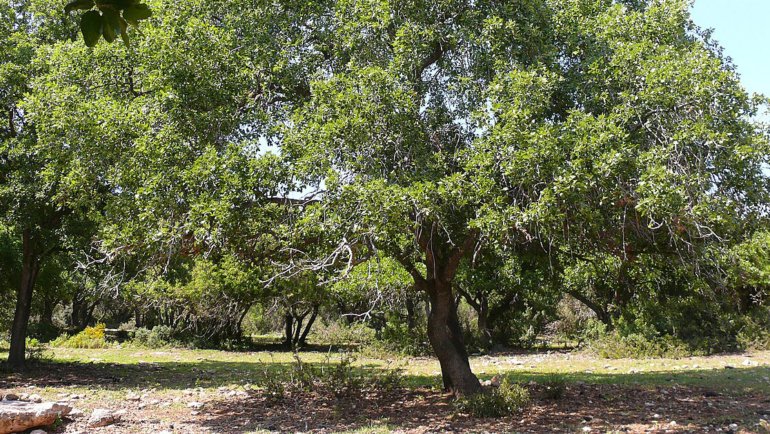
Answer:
xmin=690 ymin=0 xmax=770 ymax=98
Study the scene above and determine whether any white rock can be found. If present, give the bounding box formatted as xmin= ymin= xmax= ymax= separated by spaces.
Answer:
xmin=27 ymin=394 xmax=43 ymax=404
xmin=30 ymin=430 xmax=46 ymax=434
xmin=67 ymin=408 xmax=85 ymax=418
xmin=0 ymin=401 xmax=72 ymax=434
xmin=87 ymin=409 xmax=122 ymax=428
xmin=187 ymin=402 xmax=205 ymax=410
xmin=126 ymin=393 xmax=141 ymax=402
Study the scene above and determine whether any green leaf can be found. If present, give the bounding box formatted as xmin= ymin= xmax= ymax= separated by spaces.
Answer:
xmin=102 ymin=9 xmax=121 ymax=43
xmin=80 ymin=10 xmax=103 ymax=47
xmin=64 ymin=0 xmax=94 ymax=14
xmin=119 ymin=17 xmax=130 ymax=47
xmin=122 ymin=4 xmax=152 ymax=24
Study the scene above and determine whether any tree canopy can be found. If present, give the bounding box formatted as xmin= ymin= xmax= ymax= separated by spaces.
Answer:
xmin=0 ymin=0 xmax=768 ymax=399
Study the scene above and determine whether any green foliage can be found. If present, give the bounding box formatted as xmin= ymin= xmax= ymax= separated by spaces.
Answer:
xmin=131 ymin=325 xmax=175 ymax=349
xmin=24 ymin=337 xmax=52 ymax=363
xmin=540 ymin=375 xmax=566 ymax=400
xmin=309 ymin=320 xmax=377 ymax=347
xmin=258 ymin=352 xmax=403 ymax=401
xmin=64 ymin=0 xmax=152 ymax=47
xmin=585 ymin=331 xmax=694 ymax=359
xmin=455 ymin=379 xmax=530 ymax=418
xmin=373 ymin=319 xmax=432 ymax=357
xmin=737 ymin=308 xmax=770 ymax=351
xmin=52 ymin=324 xmax=110 ymax=349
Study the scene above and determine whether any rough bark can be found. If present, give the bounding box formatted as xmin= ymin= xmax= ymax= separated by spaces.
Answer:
xmin=425 ymin=278 xmax=482 ymax=396
xmin=8 ymin=230 xmax=40 ymax=371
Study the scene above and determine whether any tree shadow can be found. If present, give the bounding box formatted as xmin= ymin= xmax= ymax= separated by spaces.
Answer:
xmin=1 ymin=356 xmax=768 ymax=433
xmin=191 ymin=366 xmax=770 ymax=433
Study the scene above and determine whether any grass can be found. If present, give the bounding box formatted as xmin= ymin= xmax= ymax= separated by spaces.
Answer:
xmin=3 ymin=346 xmax=768 ymax=394
xmin=1 ymin=347 xmax=768 ymax=433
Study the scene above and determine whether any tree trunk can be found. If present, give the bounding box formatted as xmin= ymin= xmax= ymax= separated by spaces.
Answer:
xmin=477 ymin=296 xmax=492 ymax=350
xmin=425 ymin=279 xmax=482 ymax=396
xmin=298 ymin=305 xmax=319 ymax=345
xmin=40 ymin=297 xmax=56 ymax=327
xmin=283 ymin=313 xmax=294 ymax=348
xmin=8 ymin=230 xmax=40 ymax=371
xmin=405 ymin=296 xmax=417 ymax=331
xmin=568 ymin=290 xmax=612 ymax=328
xmin=292 ymin=315 xmax=304 ymax=345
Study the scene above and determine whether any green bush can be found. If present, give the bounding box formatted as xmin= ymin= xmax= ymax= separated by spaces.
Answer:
xmin=540 ymin=375 xmax=567 ymax=400
xmin=366 ymin=320 xmax=432 ymax=357
xmin=132 ymin=325 xmax=176 ymax=348
xmin=52 ymin=324 xmax=110 ymax=349
xmin=25 ymin=337 xmax=52 ymax=363
xmin=737 ymin=311 xmax=770 ymax=351
xmin=308 ymin=320 xmax=376 ymax=347
xmin=585 ymin=331 xmax=694 ymax=359
xmin=455 ymin=379 xmax=530 ymax=418
xmin=257 ymin=352 xmax=403 ymax=400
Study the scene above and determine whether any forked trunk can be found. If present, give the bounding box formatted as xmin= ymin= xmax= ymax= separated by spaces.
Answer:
xmin=425 ymin=279 xmax=482 ymax=396
xmin=8 ymin=230 xmax=40 ymax=371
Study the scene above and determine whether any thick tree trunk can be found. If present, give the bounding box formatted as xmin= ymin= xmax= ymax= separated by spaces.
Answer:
xmin=8 ymin=230 xmax=40 ymax=371
xmin=425 ymin=279 xmax=482 ymax=396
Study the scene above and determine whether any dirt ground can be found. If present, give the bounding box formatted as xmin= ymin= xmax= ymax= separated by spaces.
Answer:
xmin=1 ymin=350 xmax=769 ymax=433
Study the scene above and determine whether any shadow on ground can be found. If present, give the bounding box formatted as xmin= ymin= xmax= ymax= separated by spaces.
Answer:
xmin=1 ymin=357 xmax=769 ymax=433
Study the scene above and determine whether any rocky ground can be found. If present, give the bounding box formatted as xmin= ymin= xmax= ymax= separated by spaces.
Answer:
xmin=1 ymin=349 xmax=769 ymax=433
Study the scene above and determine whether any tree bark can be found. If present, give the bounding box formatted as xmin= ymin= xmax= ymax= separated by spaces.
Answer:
xmin=425 ymin=279 xmax=482 ymax=396
xmin=477 ymin=296 xmax=491 ymax=349
xmin=283 ymin=313 xmax=294 ymax=348
xmin=405 ymin=296 xmax=417 ymax=331
xmin=8 ymin=230 xmax=40 ymax=371
xmin=298 ymin=305 xmax=319 ymax=345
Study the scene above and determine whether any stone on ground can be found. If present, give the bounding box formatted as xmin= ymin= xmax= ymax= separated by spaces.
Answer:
xmin=87 ymin=409 xmax=123 ymax=428
xmin=0 ymin=401 xmax=72 ymax=434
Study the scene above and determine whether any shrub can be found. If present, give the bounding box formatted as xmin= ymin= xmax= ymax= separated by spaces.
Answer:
xmin=308 ymin=320 xmax=376 ymax=347
xmin=366 ymin=320 xmax=432 ymax=357
xmin=52 ymin=324 xmax=110 ymax=349
xmin=585 ymin=331 xmax=694 ymax=359
xmin=737 ymin=312 xmax=770 ymax=351
xmin=540 ymin=375 xmax=566 ymax=400
xmin=258 ymin=352 xmax=403 ymax=400
xmin=132 ymin=325 xmax=175 ymax=349
xmin=455 ymin=379 xmax=530 ymax=418
xmin=25 ymin=337 xmax=52 ymax=363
